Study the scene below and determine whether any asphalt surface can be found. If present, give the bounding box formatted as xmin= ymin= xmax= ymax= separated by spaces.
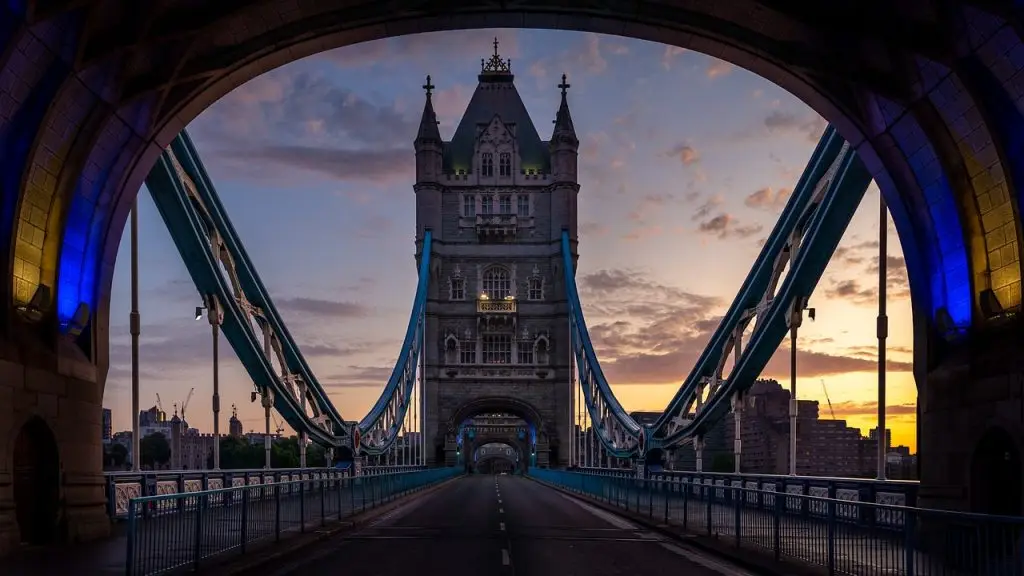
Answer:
xmin=269 ymin=475 xmax=756 ymax=576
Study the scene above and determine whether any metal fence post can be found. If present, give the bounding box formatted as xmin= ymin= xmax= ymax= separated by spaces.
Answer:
xmin=904 ymin=511 xmax=916 ymax=576
xmin=125 ymin=499 xmax=137 ymax=576
xmin=827 ymin=497 xmax=836 ymax=574
xmin=275 ymin=483 xmax=282 ymax=541
xmin=299 ymin=480 xmax=306 ymax=533
xmin=240 ymin=487 xmax=249 ymax=553
xmin=734 ymin=485 xmax=742 ymax=547
xmin=773 ymin=489 xmax=783 ymax=561
xmin=192 ymin=493 xmax=205 ymax=571
xmin=320 ymin=478 xmax=326 ymax=527
xmin=682 ymin=481 xmax=689 ymax=529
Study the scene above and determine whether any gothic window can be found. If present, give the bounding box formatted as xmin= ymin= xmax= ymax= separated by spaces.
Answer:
xmin=528 ymin=277 xmax=543 ymax=301
xmin=444 ymin=335 xmax=459 ymax=365
xmin=517 ymin=329 xmax=534 ymax=364
xmin=450 ymin=277 xmax=465 ymax=300
xmin=517 ymin=195 xmax=530 ymax=217
xmin=482 ymin=266 xmax=511 ymax=299
xmin=499 ymin=195 xmax=512 ymax=214
xmin=499 ymin=152 xmax=512 ymax=177
xmin=460 ymin=340 xmax=476 ymax=364
xmin=463 ymin=195 xmax=476 ymax=217
xmin=481 ymin=195 xmax=493 ymax=215
xmin=535 ymin=335 xmax=551 ymax=364
xmin=481 ymin=153 xmax=494 ymax=177
xmin=482 ymin=334 xmax=512 ymax=364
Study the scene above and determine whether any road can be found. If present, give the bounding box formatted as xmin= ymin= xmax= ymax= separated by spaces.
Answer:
xmin=267 ymin=475 xmax=755 ymax=576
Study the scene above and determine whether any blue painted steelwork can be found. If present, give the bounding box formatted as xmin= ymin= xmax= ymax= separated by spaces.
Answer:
xmin=145 ymin=130 xmax=431 ymax=454
xmin=145 ymin=137 xmax=339 ymax=446
xmin=357 ymin=230 xmax=430 ymax=455
xmin=561 ymin=232 xmax=642 ymax=458
xmin=669 ymin=144 xmax=873 ymax=442
xmin=561 ymin=126 xmax=875 ymax=452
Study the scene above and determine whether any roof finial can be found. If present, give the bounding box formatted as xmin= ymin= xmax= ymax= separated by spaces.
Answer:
xmin=559 ymin=73 xmax=571 ymax=96
xmin=494 ymin=37 xmax=500 ymax=57
xmin=423 ymin=74 xmax=435 ymax=97
xmin=481 ymin=38 xmax=512 ymax=75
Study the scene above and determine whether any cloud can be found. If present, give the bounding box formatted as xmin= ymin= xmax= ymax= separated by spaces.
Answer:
xmin=662 ymin=46 xmax=686 ymax=69
xmin=278 ymin=298 xmax=369 ymax=318
xmin=824 ymin=239 xmax=910 ymax=304
xmin=669 ymin=144 xmax=700 ymax=166
xmin=826 ymin=400 xmax=918 ymax=420
xmin=578 ymin=269 xmax=912 ymax=388
xmin=217 ymin=145 xmax=412 ymax=183
xmin=526 ymin=32 xmax=609 ymax=88
xmin=706 ymin=60 xmax=733 ymax=79
xmin=580 ymin=222 xmax=610 ymax=238
xmin=763 ymin=110 xmax=827 ymax=143
xmin=744 ymin=187 xmax=791 ymax=211
xmin=318 ymin=30 xmax=523 ymax=70
xmin=696 ymin=214 xmax=764 ymax=239
xmin=321 ymin=365 xmax=395 ymax=390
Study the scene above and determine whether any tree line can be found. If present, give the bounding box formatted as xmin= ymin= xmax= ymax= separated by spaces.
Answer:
xmin=103 ymin=432 xmax=330 ymax=470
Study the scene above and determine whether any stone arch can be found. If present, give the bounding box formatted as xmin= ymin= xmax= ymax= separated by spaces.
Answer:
xmin=10 ymin=416 xmax=61 ymax=545
xmin=472 ymin=439 xmax=524 ymax=473
xmin=969 ymin=425 xmax=1022 ymax=516
xmin=446 ymin=396 xmax=548 ymax=438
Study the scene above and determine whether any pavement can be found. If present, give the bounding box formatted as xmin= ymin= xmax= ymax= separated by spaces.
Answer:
xmin=264 ymin=474 xmax=756 ymax=576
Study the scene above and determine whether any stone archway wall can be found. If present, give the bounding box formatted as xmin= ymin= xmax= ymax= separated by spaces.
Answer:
xmin=2 ymin=2 xmax=1024 ymax=536
xmin=438 ymin=396 xmax=557 ymax=468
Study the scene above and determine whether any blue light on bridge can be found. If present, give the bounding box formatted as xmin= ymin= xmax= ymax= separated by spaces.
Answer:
xmin=929 ymin=173 xmax=973 ymax=328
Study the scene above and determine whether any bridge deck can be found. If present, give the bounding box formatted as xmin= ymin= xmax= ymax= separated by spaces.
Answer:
xmin=259 ymin=475 xmax=746 ymax=576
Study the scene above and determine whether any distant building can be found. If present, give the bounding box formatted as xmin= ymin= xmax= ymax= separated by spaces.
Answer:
xmin=102 ymin=408 xmax=112 ymax=444
xmin=229 ymin=411 xmax=243 ymax=438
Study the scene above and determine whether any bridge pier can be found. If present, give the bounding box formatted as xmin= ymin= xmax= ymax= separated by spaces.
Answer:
xmin=0 ymin=354 xmax=110 ymax=554
xmin=918 ymin=323 xmax=1024 ymax=516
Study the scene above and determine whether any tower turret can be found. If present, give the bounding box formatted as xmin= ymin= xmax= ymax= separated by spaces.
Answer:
xmin=550 ymin=74 xmax=579 ymax=182
xmin=549 ymin=74 xmax=580 ymax=241
xmin=414 ymin=75 xmax=443 ymax=183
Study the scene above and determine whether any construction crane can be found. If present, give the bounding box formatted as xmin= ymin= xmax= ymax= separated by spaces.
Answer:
xmin=272 ymin=413 xmax=285 ymax=436
xmin=155 ymin=393 xmax=165 ymax=420
xmin=820 ymin=379 xmax=836 ymax=420
xmin=180 ymin=387 xmax=195 ymax=423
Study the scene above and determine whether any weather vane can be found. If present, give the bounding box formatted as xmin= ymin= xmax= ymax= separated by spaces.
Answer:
xmin=559 ymin=74 xmax=570 ymax=96
xmin=423 ymin=74 xmax=435 ymax=97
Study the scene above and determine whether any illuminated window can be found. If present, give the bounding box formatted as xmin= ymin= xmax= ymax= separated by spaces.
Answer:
xmin=499 ymin=195 xmax=512 ymax=214
xmin=499 ymin=153 xmax=512 ymax=177
xmin=482 ymin=334 xmax=512 ymax=364
xmin=481 ymin=153 xmax=494 ymax=177
xmin=482 ymin=266 xmax=511 ymax=299
xmin=517 ymin=195 xmax=530 ymax=217
xmin=481 ymin=195 xmax=493 ymax=214
xmin=463 ymin=195 xmax=476 ymax=217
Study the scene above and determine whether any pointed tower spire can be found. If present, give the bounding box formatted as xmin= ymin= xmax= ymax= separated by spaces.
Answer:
xmin=552 ymin=74 xmax=577 ymax=144
xmin=416 ymin=75 xmax=441 ymax=143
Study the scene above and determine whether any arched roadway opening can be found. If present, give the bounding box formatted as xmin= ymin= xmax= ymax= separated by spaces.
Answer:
xmin=3 ymin=1 xmax=1024 ymax=516
xmin=444 ymin=397 xmax=552 ymax=469
xmin=473 ymin=441 xmax=522 ymax=475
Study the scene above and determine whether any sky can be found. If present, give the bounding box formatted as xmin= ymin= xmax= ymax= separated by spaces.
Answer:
xmin=102 ymin=29 xmax=918 ymax=451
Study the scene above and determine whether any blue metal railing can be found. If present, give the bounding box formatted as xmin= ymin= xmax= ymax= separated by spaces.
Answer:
xmin=532 ymin=469 xmax=1024 ymax=576
xmin=125 ymin=467 xmax=462 ymax=575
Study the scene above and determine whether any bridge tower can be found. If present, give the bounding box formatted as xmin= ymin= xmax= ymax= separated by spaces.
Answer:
xmin=415 ymin=40 xmax=579 ymax=469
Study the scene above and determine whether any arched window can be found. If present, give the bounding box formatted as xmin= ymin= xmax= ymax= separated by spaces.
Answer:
xmin=482 ymin=266 xmax=511 ymax=299
xmin=481 ymin=153 xmax=494 ymax=177
xmin=499 ymin=152 xmax=512 ymax=177
xmin=444 ymin=335 xmax=459 ymax=365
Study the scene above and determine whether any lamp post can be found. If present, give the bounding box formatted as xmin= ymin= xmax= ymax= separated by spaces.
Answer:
xmin=788 ymin=298 xmax=815 ymax=476
xmin=130 ymin=199 xmax=141 ymax=472
xmin=877 ymin=195 xmax=889 ymax=480
xmin=196 ymin=295 xmax=223 ymax=470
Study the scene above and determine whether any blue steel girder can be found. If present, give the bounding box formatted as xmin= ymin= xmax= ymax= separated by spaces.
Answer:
xmin=657 ymin=132 xmax=873 ymax=446
xmin=561 ymin=235 xmax=644 ymax=459
xmin=145 ymin=147 xmax=341 ymax=447
xmin=168 ymin=133 xmax=348 ymax=436
xmin=356 ymin=232 xmax=431 ymax=456
xmin=650 ymin=125 xmax=848 ymax=444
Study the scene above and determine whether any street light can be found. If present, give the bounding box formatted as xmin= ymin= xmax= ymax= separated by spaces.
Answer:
xmin=196 ymin=296 xmax=223 ymax=470
xmin=788 ymin=297 xmax=815 ymax=476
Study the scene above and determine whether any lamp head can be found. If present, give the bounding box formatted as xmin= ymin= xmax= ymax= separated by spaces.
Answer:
xmin=195 ymin=306 xmax=203 ymax=321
